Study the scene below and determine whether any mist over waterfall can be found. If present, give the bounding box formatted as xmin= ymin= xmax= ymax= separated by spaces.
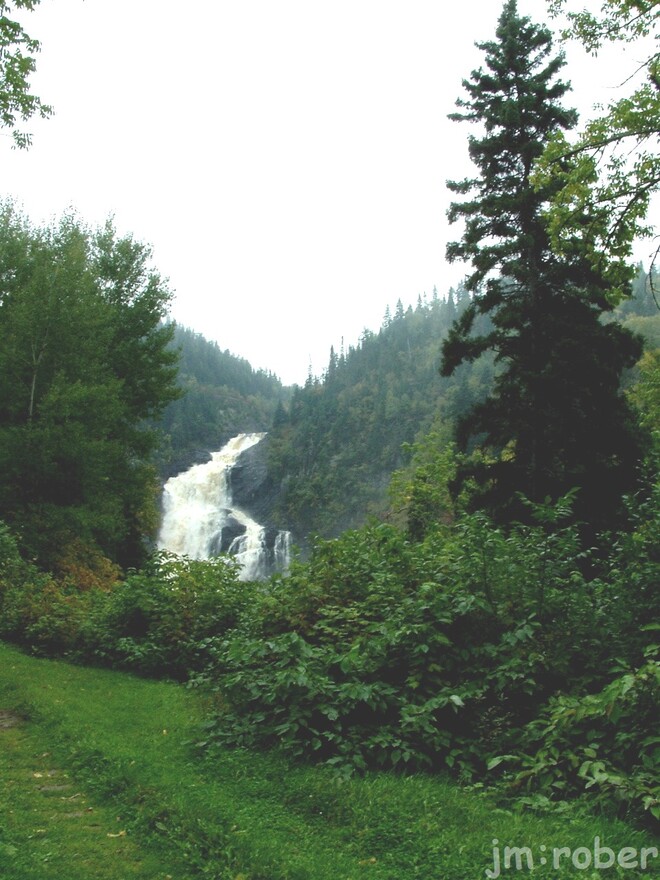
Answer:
xmin=157 ymin=433 xmax=291 ymax=581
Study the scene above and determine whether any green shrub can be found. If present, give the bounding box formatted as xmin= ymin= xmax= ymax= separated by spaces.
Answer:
xmin=1 ymin=520 xmax=87 ymax=654
xmin=79 ymin=552 xmax=250 ymax=677
xmin=0 ymin=520 xmax=22 ymax=575
xmin=0 ymin=569 xmax=89 ymax=655
xmin=496 ymin=647 xmax=660 ymax=824
xmin=1 ymin=542 xmax=249 ymax=678
xmin=200 ymin=505 xmax=621 ymax=778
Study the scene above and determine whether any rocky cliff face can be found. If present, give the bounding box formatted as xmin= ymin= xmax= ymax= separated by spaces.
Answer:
xmin=230 ymin=434 xmax=284 ymax=529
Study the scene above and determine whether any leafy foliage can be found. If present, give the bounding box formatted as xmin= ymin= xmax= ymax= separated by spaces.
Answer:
xmin=501 ymin=653 xmax=660 ymax=823
xmin=195 ymin=492 xmax=658 ymax=808
xmin=0 ymin=539 xmax=251 ymax=678
xmin=388 ymin=428 xmax=457 ymax=539
xmin=0 ymin=0 xmax=52 ymax=148
xmin=79 ymin=552 xmax=249 ymax=677
xmin=0 ymin=204 xmax=180 ymax=567
xmin=539 ymin=0 xmax=660 ymax=286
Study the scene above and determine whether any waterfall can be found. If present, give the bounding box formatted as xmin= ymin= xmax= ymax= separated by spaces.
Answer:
xmin=157 ymin=433 xmax=291 ymax=580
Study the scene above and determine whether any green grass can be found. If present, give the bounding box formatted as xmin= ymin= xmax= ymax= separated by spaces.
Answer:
xmin=0 ymin=641 xmax=657 ymax=879
xmin=0 ymin=703 xmax=186 ymax=878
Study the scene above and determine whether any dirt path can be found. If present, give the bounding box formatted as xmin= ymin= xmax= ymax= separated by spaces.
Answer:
xmin=0 ymin=708 xmax=21 ymax=728
xmin=0 ymin=705 xmax=180 ymax=879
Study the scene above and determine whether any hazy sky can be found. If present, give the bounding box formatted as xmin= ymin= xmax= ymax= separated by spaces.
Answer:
xmin=2 ymin=0 xmax=652 ymax=384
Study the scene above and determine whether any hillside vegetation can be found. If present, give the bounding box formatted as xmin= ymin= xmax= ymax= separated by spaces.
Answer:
xmin=264 ymin=268 xmax=658 ymax=541
xmin=267 ymin=287 xmax=496 ymax=538
xmin=157 ymin=324 xmax=291 ymax=478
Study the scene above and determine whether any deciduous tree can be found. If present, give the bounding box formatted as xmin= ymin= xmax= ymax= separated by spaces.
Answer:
xmin=0 ymin=204 xmax=180 ymax=567
xmin=537 ymin=0 xmax=660 ymax=296
xmin=0 ymin=0 xmax=52 ymax=147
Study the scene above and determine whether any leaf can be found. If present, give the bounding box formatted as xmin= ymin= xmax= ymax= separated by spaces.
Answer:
xmin=487 ymin=755 xmax=518 ymax=770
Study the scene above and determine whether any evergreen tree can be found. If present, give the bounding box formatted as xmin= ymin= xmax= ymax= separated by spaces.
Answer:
xmin=440 ymin=0 xmax=643 ymax=531
xmin=327 ymin=345 xmax=338 ymax=380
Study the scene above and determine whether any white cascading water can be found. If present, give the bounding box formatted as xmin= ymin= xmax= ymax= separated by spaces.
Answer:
xmin=157 ymin=432 xmax=291 ymax=580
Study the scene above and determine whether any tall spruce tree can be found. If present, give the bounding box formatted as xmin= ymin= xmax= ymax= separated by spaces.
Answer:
xmin=441 ymin=0 xmax=643 ymax=531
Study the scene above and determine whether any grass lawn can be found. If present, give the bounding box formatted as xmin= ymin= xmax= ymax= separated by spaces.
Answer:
xmin=0 ymin=641 xmax=657 ymax=879
xmin=0 ymin=706 xmax=187 ymax=879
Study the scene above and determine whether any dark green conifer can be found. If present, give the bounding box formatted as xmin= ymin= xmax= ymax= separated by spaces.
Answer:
xmin=441 ymin=0 xmax=643 ymax=531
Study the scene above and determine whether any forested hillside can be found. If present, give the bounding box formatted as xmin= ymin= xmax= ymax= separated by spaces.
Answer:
xmin=614 ymin=266 xmax=660 ymax=351
xmin=266 ymin=287 xmax=496 ymax=538
xmin=156 ymin=324 xmax=291 ymax=478
xmin=264 ymin=269 xmax=658 ymax=541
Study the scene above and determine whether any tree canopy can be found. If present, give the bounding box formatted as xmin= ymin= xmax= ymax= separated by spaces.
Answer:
xmin=536 ymin=0 xmax=660 ymax=295
xmin=0 ymin=204 xmax=180 ymax=567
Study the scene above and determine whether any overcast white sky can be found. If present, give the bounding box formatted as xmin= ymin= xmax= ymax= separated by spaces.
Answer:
xmin=1 ymin=0 xmax=653 ymax=384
